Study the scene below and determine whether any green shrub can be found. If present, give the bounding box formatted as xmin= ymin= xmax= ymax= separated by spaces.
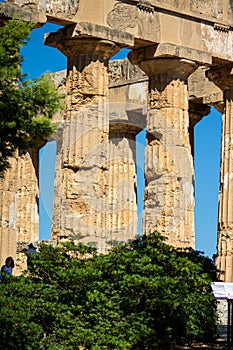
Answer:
xmin=0 ymin=233 xmax=218 ymax=349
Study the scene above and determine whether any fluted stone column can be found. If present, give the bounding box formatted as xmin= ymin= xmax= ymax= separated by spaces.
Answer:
xmin=0 ymin=150 xmax=39 ymax=274
xmin=207 ymin=65 xmax=233 ymax=281
xmin=0 ymin=157 xmax=18 ymax=268
xmin=107 ymin=129 xmax=138 ymax=245
xmin=45 ymin=29 xmax=123 ymax=251
xmin=129 ymin=52 xmax=197 ymax=247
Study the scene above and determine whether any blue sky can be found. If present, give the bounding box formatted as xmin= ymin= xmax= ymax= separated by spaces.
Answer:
xmin=21 ymin=23 xmax=222 ymax=258
xmin=194 ymin=108 xmax=221 ymax=256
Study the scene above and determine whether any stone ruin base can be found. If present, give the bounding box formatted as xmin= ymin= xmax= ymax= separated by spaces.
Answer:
xmin=15 ymin=240 xmax=57 ymax=275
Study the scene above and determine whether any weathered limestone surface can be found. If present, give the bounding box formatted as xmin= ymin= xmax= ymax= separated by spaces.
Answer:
xmin=45 ymin=27 xmax=140 ymax=252
xmin=52 ymin=60 xmax=147 ymax=251
xmin=0 ymin=71 xmax=65 ymax=274
xmin=0 ymin=59 xmax=226 ymax=270
xmin=2 ymin=0 xmax=233 ymax=282
xmin=151 ymin=0 xmax=225 ymax=20
xmin=5 ymin=0 xmax=79 ymax=24
xmin=0 ymin=2 xmax=46 ymax=24
xmin=0 ymin=151 xmax=39 ymax=274
xmin=5 ymin=0 xmax=233 ymax=61
xmin=109 ymin=59 xmax=147 ymax=134
xmin=6 ymin=0 xmax=227 ymax=25
xmin=206 ymin=65 xmax=233 ymax=281
xmin=128 ymin=51 xmax=198 ymax=247
xmin=216 ymin=299 xmax=228 ymax=335
xmin=188 ymin=66 xmax=223 ymax=107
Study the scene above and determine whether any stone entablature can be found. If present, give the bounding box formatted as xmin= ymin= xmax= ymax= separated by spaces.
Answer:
xmin=3 ymin=0 xmax=233 ymax=62
xmin=6 ymin=0 xmax=230 ymax=27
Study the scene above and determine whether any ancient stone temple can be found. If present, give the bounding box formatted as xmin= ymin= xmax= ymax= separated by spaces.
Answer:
xmin=0 ymin=0 xmax=233 ymax=280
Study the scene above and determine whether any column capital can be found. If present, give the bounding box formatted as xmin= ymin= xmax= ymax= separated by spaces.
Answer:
xmin=206 ymin=65 xmax=233 ymax=91
xmin=189 ymin=101 xmax=210 ymax=125
xmin=45 ymin=26 xmax=120 ymax=59
xmin=128 ymin=43 xmax=211 ymax=67
xmin=129 ymin=51 xmax=197 ymax=80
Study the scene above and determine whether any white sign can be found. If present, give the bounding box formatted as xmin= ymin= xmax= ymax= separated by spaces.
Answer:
xmin=211 ymin=282 xmax=233 ymax=300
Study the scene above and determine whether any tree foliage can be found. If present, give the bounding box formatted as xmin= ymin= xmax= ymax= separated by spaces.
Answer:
xmin=0 ymin=233 xmax=218 ymax=349
xmin=0 ymin=18 xmax=63 ymax=175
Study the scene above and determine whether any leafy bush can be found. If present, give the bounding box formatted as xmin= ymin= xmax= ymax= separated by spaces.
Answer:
xmin=0 ymin=18 xmax=63 ymax=175
xmin=0 ymin=233 xmax=218 ymax=349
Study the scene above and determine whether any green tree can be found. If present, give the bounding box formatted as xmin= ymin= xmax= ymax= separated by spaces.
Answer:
xmin=0 ymin=18 xmax=63 ymax=175
xmin=0 ymin=234 xmax=218 ymax=350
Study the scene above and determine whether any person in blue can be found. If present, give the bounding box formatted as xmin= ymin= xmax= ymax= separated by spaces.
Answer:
xmin=0 ymin=256 xmax=14 ymax=281
xmin=26 ymin=243 xmax=37 ymax=268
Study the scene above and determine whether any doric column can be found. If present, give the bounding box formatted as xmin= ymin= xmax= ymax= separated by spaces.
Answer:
xmin=0 ymin=150 xmax=39 ymax=274
xmin=45 ymin=29 xmax=121 ymax=251
xmin=207 ymin=65 xmax=233 ymax=281
xmin=0 ymin=157 xmax=18 ymax=269
xmin=107 ymin=129 xmax=138 ymax=245
xmin=129 ymin=51 xmax=197 ymax=248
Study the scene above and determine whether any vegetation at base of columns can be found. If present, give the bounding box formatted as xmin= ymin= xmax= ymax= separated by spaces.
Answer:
xmin=0 ymin=233 xmax=218 ymax=349
xmin=0 ymin=18 xmax=63 ymax=176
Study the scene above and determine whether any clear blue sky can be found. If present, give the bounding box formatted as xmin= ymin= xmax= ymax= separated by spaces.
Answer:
xmin=194 ymin=108 xmax=222 ymax=256
xmin=21 ymin=22 xmax=222 ymax=258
